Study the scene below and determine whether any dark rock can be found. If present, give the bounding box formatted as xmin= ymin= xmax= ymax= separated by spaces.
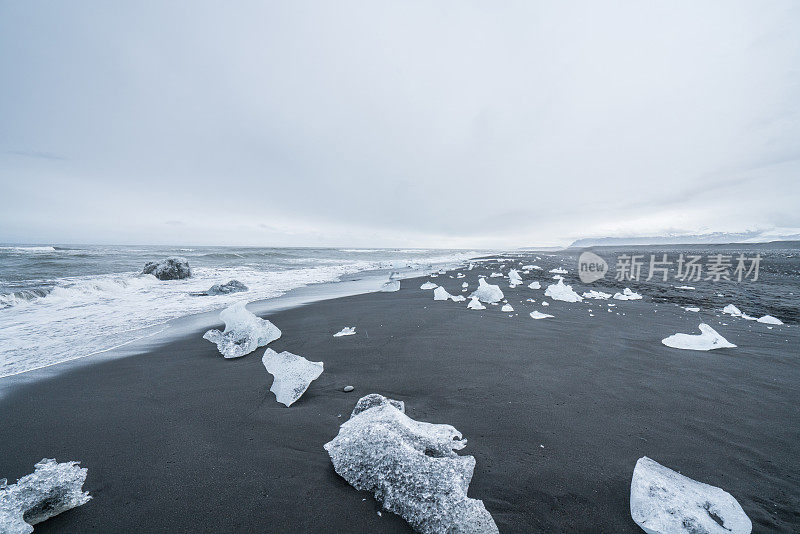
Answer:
xmin=141 ymin=257 xmax=191 ymax=280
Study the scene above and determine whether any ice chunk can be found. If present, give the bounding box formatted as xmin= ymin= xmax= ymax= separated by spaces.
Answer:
xmin=334 ymin=327 xmax=356 ymax=337
xmin=508 ymin=269 xmax=522 ymax=286
xmin=489 ymin=272 xmax=503 ymax=278
xmin=141 ymin=257 xmax=191 ymax=280
xmin=262 ymin=349 xmax=323 ymax=407
xmin=544 ymin=279 xmax=583 ymax=302
xmin=324 ymin=394 xmax=498 ymax=534
xmin=549 ymin=267 xmax=567 ymax=274
xmin=529 ymin=311 xmax=553 ymax=319
xmin=582 ymin=290 xmax=611 ymax=300
xmin=501 ymin=304 xmax=514 ymax=312
xmin=675 ymin=285 xmax=696 ymax=290
xmin=433 ymin=287 xmax=465 ymax=302
xmin=630 ymin=456 xmax=751 ymax=534
xmin=467 ymin=297 xmax=486 ymax=310
xmin=521 ymin=264 xmax=535 ymax=269
xmin=527 ymin=281 xmax=541 ymax=290
xmin=469 ymin=279 xmax=504 ymax=304
xmin=203 ymin=302 xmax=281 ymax=358
xmin=722 ymin=304 xmax=756 ymax=320
xmin=683 ymin=307 xmax=700 ymax=312
xmin=461 ymin=282 xmax=469 ymax=288
xmin=661 ymin=323 xmax=736 ymax=351
xmin=456 ymin=273 xmax=465 ymax=279
xmin=420 ymin=282 xmax=438 ymax=290
xmin=757 ymin=315 xmax=783 ymax=325
xmin=0 ymin=458 xmax=91 ymax=534
xmin=381 ymin=280 xmax=401 ymax=292
xmin=613 ymin=288 xmax=642 ymax=300
xmin=196 ymin=279 xmax=248 ymax=296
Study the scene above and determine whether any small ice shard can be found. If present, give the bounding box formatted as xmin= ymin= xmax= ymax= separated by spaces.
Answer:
xmin=195 ymin=279 xmax=248 ymax=296
xmin=757 ymin=315 xmax=783 ymax=325
xmin=262 ymin=349 xmax=323 ymax=407
xmin=676 ymin=285 xmax=696 ymax=290
xmin=334 ymin=327 xmax=356 ymax=337
xmin=508 ymin=269 xmax=523 ymax=286
xmin=141 ymin=257 xmax=191 ymax=280
xmin=661 ymin=323 xmax=736 ymax=351
xmin=630 ymin=456 xmax=751 ymax=534
xmin=461 ymin=282 xmax=468 ymax=288
xmin=530 ymin=265 xmax=542 ymax=270
xmin=551 ymin=275 xmax=564 ymax=281
xmin=0 ymin=458 xmax=91 ymax=534
xmin=521 ymin=264 xmax=535 ymax=269
xmin=203 ymin=302 xmax=281 ymax=358
xmin=683 ymin=307 xmax=700 ymax=312
xmin=433 ymin=286 xmax=464 ymax=302
xmin=613 ymin=288 xmax=642 ymax=300
xmin=456 ymin=273 xmax=465 ymax=278
xmin=420 ymin=281 xmax=438 ymax=290
xmin=582 ymin=290 xmax=611 ymax=300
xmin=501 ymin=304 xmax=514 ymax=312
xmin=469 ymin=279 xmax=504 ymax=304
xmin=722 ymin=304 xmax=756 ymax=320
xmin=529 ymin=311 xmax=553 ymax=319
xmin=324 ymin=394 xmax=499 ymax=534
xmin=381 ymin=280 xmax=401 ymax=292
xmin=528 ymin=281 xmax=541 ymax=290
xmin=438 ymin=269 xmax=447 ymax=275
xmin=467 ymin=297 xmax=486 ymax=310
xmin=544 ymin=279 xmax=583 ymax=303
xmin=489 ymin=272 xmax=503 ymax=278
xmin=549 ymin=267 xmax=567 ymax=274
xmin=541 ymin=301 xmax=549 ymax=306
xmin=468 ymin=263 xmax=475 ymax=270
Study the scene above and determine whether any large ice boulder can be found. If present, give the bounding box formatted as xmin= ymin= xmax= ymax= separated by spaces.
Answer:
xmin=469 ymin=279 xmax=504 ymax=304
xmin=324 ymin=394 xmax=498 ymax=534
xmin=196 ymin=279 xmax=248 ymax=296
xmin=661 ymin=323 xmax=736 ymax=351
xmin=630 ymin=456 xmax=751 ymax=534
xmin=757 ymin=315 xmax=783 ymax=325
xmin=262 ymin=349 xmax=323 ymax=407
xmin=203 ymin=302 xmax=281 ymax=358
xmin=544 ymin=279 xmax=583 ymax=302
xmin=141 ymin=257 xmax=191 ymax=280
xmin=0 ymin=459 xmax=91 ymax=534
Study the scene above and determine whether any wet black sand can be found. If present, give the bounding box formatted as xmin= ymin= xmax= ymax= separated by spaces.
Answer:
xmin=1 ymin=263 xmax=798 ymax=532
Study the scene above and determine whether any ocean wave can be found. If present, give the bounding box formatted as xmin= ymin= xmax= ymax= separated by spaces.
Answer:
xmin=0 ymin=246 xmax=57 ymax=253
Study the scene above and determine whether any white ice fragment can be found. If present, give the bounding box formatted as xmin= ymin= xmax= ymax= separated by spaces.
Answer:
xmin=544 ymin=279 xmax=583 ymax=303
xmin=529 ymin=311 xmax=554 ymax=319
xmin=661 ymin=323 xmax=736 ymax=351
xmin=420 ymin=281 xmax=438 ymax=290
xmin=381 ymin=280 xmax=401 ymax=292
xmin=630 ymin=456 xmax=751 ymax=534
xmin=683 ymin=307 xmax=700 ymax=312
xmin=549 ymin=267 xmax=567 ymax=274
xmin=333 ymin=327 xmax=356 ymax=337
xmin=676 ymin=286 xmax=696 ymax=290
xmin=583 ymin=290 xmax=612 ymax=300
xmin=501 ymin=304 xmax=514 ymax=312
xmin=469 ymin=279 xmax=504 ymax=304
xmin=530 ymin=265 xmax=542 ymax=270
xmin=722 ymin=304 xmax=756 ymax=320
xmin=467 ymin=297 xmax=486 ymax=310
xmin=262 ymin=349 xmax=324 ymax=407
xmin=489 ymin=272 xmax=503 ymax=278
xmin=461 ymin=282 xmax=469 ymax=288
xmin=541 ymin=301 xmax=549 ymax=306
xmin=528 ymin=281 xmax=541 ymax=290
xmin=433 ymin=286 xmax=465 ymax=302
xmin=203 ymin=302 xmax=281 ymax=358
xmin=613 ymin=288 xmax=642 ymax=300
xmin=508 ymin=269 xmax=522 ymax=286
xmin=456 ymin=273 xmax=465 ymax=279
xmin=521 ymin=264 xmax=535 ymax=269
xmin=324 ymin=394 xmax=499 ymax=534
xmin=757 ymin=315 xmax=783 ymax=325
xmin=0 ymin=459 xmax=91 ymax=534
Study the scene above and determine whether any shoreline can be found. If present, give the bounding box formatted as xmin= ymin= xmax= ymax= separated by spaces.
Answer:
xmin=1 ymin=262 xmax=798 ymax=532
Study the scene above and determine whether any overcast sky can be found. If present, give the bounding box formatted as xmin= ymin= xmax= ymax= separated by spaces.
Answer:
xmin=1 ymin=1 xmax=799 ymax=248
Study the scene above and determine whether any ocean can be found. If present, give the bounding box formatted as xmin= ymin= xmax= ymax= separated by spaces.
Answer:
xmin=0 ymin=245 xmax=482 ymax=377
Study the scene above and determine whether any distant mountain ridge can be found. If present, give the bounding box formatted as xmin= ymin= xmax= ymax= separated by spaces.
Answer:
xmin=569 ymin=231 xmax=800 ymax=248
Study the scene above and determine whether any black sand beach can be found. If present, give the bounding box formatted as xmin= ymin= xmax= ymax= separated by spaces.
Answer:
xmin=1 ymin=265 xmax=798 ymax=532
